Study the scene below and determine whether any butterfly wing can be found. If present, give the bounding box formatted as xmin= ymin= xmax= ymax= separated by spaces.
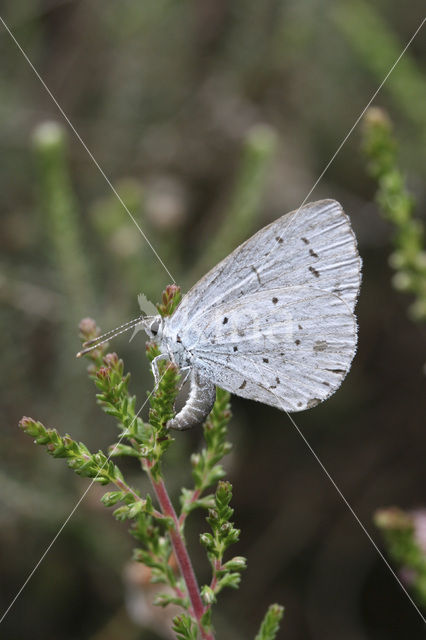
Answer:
xmin=186 ymin=286 xmax=357 ymax=412
xmin=167 ymin=199 xmax=361 ymax=340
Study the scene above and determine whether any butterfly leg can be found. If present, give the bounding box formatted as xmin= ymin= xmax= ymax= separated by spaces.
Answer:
xmin=167 ymin=368 xmax=216 ymax=431
xmin=177 ymin=365 xmax=192 ymax=389
xmin=151 ymin=353 xmax=169 ymax=387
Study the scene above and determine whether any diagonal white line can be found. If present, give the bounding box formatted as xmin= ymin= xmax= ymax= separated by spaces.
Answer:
xmin=283 ymin=410 xmax=426 ymax=625
xmin=0 ymin=15 xmax=176 ymax=284
xmin=271 ymin=18 xmax=426 ymax=623
xmin=238 ymin=17 xmax=426 ymax=622
xmin=0 ymin=366 xmax=169 ymax=625
xmin=268 ymin=14 xmax=426 ymax=257
xmin=297 ymin=15 xmax=426 ymax=211
xmin=2 ymin=5 xmax=425 ymax=630
xmin=249 ymin=359 xmax=426 ymax=625
xmin=0 ymin=475 xmax=102 ymax=625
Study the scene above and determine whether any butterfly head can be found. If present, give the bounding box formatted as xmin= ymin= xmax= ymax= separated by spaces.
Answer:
xmin=145 ymin=316 xmax=163 ymax=340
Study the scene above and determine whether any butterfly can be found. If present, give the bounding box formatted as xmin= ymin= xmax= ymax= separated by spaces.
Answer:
xmin=80 ymin=200 xmax=361 ymax=430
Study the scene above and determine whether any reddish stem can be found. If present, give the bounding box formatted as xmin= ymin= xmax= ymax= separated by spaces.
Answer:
xmin=209 ymin=558 xmax=221 ymax=593
xmin=149 ymin=473 xmax=215 ymax=640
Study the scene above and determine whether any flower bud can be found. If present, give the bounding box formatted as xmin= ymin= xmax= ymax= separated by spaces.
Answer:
xmin=223 ymin=556 xmax=247 ymax=571
xmin=79 ymin=317 xmax=98 ymax=341
xmin=201 ymin=585 xmax=216 ymax=605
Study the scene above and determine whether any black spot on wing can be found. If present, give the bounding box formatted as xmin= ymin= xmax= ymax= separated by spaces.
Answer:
xmin=301 ymin=237 xmax=310 ymax=244
xmin=239 ymin=380 xmax=247 ymax=389
xmin=295 ymin=339 xmax=301 ymax=346
xmin=263 ymin=357 xmax=269 ymax=363
xmin=272 ymin=297 xmax=278 ymax=304
xmin=309 ymin=248 xmax=319 ymax=258
xmin=275 ymin=236 xmax=283 ymax=244
xmin=309 ymin=266 xmax=320 ymax=278
xmin=233 ymin=346 xmax=238 ymax=352
xmin=222 ymin=317 xmax=228 ymax=324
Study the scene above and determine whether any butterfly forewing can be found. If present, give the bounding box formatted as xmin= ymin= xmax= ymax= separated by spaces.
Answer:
xmin=167 ymin=199 xmax=361 ymax=339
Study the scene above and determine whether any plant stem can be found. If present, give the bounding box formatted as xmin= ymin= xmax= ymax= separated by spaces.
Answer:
xmin=78 ymin=451 xmax=165 ymax=520
xmin=149 ymin=472 xmax=215 ymax=640
xmin=179 ymin=488 xmax=201 ymax=527
xmin=209 ymin=558 xmax=221 ymax=593
xmin=113 ymin=476 xmax=164 ymax=519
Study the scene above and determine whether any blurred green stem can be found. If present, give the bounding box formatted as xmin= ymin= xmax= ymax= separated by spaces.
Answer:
xmin=33 ymin=121 xmax=92 ymax=322
xmin=375 ymin=507 xmax=426 ymax=608
xmin=255 ymin=604 xmax=285 ymax=640
xmin=362 ymin=107 xmax=426 ymax=320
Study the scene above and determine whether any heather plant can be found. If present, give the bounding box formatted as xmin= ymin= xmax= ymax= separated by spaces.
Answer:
xmin=374 ymin=508 xmax=426 ymax=609
xmin=362 ymin=107 xmax=426 ymax=610
xmin=19 ymin=287 xmax=284 ymax=640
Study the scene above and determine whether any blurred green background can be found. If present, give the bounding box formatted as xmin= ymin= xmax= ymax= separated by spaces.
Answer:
xmin=1 ymin=1 xmax=425 ymax=638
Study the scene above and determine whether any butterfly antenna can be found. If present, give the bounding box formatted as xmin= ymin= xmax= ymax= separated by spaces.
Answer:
xmin=81 ymin=315 xmax=148 ymax=347
xmin=76 ymin=315 xmax=151 ymax=358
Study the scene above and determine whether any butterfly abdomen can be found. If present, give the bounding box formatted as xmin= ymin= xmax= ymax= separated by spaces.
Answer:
xmin=167 ymin=369 xmax=216 ymax=431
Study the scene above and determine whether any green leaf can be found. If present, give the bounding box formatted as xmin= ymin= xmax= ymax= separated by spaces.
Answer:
xmin=172 ymin=614 xmax=198 ymax=640
xmin=101 ymin=491 xmax=124 ymax=506
xmin=127 ymin=500 xmax=147 ymax=519
xmin=153 ymin=593 xmax=188 ymax=609
xmin=112 ymin=505 xmax=130 ymax=521
xmin=201 ymin=608 xmax=212 ymax=631
xmin=108 ymin=443 xmax=140 ymax=457
xmin=222 ymin=556 xmax=247 ymax=571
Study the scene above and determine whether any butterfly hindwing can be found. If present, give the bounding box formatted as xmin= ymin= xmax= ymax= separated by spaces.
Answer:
xmin=187 ymin=286 xmax=357 ymax=412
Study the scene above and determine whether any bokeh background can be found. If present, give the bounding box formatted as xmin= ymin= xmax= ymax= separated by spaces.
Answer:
xmin=1 ymin=1 xmax=425 ymax=639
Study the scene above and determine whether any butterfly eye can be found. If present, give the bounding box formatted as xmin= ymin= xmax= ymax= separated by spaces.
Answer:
xmin=150 ymin=319 xmax=160 ymax=336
